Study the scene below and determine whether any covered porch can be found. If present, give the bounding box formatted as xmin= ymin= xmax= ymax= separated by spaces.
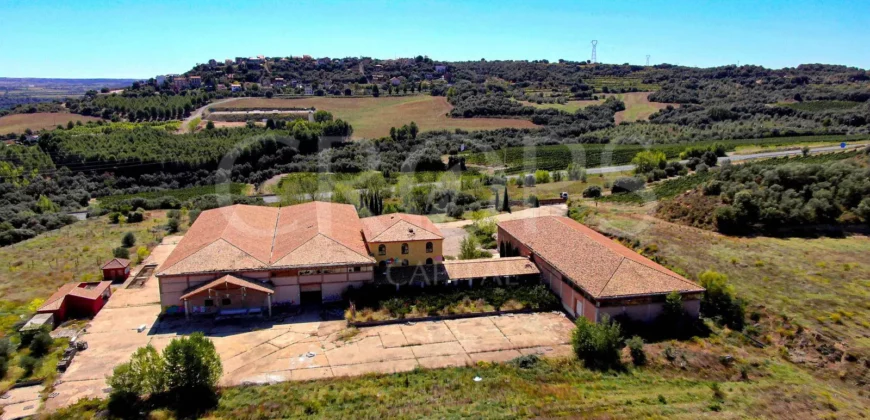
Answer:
xmin=179 ymin=274 xmax=275 ymax=319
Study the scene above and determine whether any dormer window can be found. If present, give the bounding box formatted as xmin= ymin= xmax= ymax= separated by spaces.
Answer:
xmin=426 ymin=242 xmax=433 ymax=253
xmin=378 ymin=244 xmax=386 ymax=256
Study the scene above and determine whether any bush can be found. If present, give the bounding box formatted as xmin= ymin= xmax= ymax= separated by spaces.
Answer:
xmin=113 ymin=247 xmax=130 ymax=259
xmin=19 ymin=355 xmax=38 ymax=377
xmin=571 ymin=315 xmax=623 ymax=370
xmin=167 ymin=217 xmax=180 ymax=233
xmin=188 ymin=209 xmax=201 ymax=225
xmin=699 ymin=270 xmax=745 ymax=330
xmin=122 ymin=232 xmax=136 ymax=247
xmin=527 ymin=195 xmax=540 ymax=207
xmin=523 ymin=174 xmax=535 ymax=187
xmin=534 ymin=169 xmax=551 ymax=184
xmin=582 ymin=185 xmax=602 ymax=198
xmin=611 ymin=177 xmax=645 ymax=194
xmin=632 ymin=150 xmax=667 ymax=174
xmin=445 ymin=202 xmax=464 ymax=218
xmin=626 ymin=336 xmax=646 ymax=366
xmin=552 ymin=171 xmax=563 ymax=182
xmin=29 ymin=330 xmax=54 ymax=357
xmin=567 ymin=163 xmax=587 ymax=181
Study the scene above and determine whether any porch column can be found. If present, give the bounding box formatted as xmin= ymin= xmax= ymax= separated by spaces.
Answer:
xmin=184 ymin=299 xmax=190 ymax=320
xmin=267 ymin=294 xmax=272 ymax=318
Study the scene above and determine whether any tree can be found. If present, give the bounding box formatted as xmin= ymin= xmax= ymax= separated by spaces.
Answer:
xmin=699 ymin=270 xmax=745 ymax=330
xmin=35 ymin=195 xmax=59 ymax=214
xmin=113 ymin=247 xmax=130 ymax=259
xmin=122 ymin=232 xmax=136 ymax=248
xmin=502 ymin=185 xmax=511 ymax=213
xmin=459 ymin=235 xmax=483 ymax=260
xmin=582 ymin=185 xmax=602 ymax=198
xmin=409 ymin=121 xmax=419 ymax=139
xmin=29 ymin=330 xmax=53 ymax=357
xmin=567 ymin=163 xmax=586 ymax=181
xmin=313 ymin=110 xmax=333 ymax=122
xmin=372 ymin=85 xmax=380 ymax=97
xmin=571 ymin=315 xmax=623 ymax=370
xmin=163 ymin=333 xmax=222 ymax=398
xmin=631 ymin=150 xmax=667 ymax=174
xmin=389 ymin=126 xmax=397 ymax=141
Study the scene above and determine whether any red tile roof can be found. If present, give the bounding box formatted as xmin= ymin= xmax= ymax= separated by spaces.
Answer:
xmin=180 ymin=274 xmax=274 ymax=300
xmin=498 ymin=216 xmax=704 ymax=299
xmin=101 ymin=258 xmax=130 ymax=270
xmin=361 ymin=213 xmax=443 ymax=242
xmin=38 ymin=282 xmax=113 ymax=312
xmin=158 ymin=202 xmax=374 ymax=276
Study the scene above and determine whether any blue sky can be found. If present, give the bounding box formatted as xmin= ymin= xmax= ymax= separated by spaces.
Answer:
xmin=1 ymin=0 xmax=868 ymax=78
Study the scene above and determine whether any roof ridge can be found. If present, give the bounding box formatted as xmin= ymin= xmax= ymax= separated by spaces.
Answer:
xmin=596 ymin=256 xmax=629 ymax=297
xmin=315 ymin=232 xmax=373 ymax=261
xmin=371 ymin=214 xmax=405 ymax=241
xmin=268 ymin=206 xmax=282 ymax=262
xmin=400 ymin=216 xmax=443 ymax=239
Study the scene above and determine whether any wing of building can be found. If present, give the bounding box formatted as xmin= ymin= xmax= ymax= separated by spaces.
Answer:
xmin=498 ymin=216 xmax=704 ymax=322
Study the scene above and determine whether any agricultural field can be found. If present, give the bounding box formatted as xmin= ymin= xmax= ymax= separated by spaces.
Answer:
xmin=505 ymin=170 xmax=633 ymax=200
xmin=0 ymin=112 xmax=102 ymax=135
xmin=586 ymin=76 xmax=660 ymax=92
xmin=517 ymin=92 xmax=674 ymax=122
xmin=210 ymin=96 xmax=537 ymax=139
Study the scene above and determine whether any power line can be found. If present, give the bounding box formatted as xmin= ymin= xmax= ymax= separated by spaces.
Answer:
xmin=646 ymin=55 xmax=651 ymax=66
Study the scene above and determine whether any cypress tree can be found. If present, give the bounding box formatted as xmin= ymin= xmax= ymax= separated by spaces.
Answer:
xmin=494 ymin=190 xmax=499 ymax=210
xmin=502 ymin=186 xmax=511 ymax=213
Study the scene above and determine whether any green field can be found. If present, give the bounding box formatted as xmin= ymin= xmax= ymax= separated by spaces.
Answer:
xmin=465 ymin=134 xmax=869 ymax=172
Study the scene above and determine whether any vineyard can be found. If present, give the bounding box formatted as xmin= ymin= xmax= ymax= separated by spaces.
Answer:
xmin=68 ymin=92 xmax=212 ymax=121
xmin=465 ymin=134 xmax=869 ymax=172
xmin=97 ymin=183 xmax=249 ymax=207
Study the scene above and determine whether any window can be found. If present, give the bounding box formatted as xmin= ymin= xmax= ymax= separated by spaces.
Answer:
xmin=378 ymin=244 xmax=386 ymax=256
xmin=204 ymin=299 xmax=214 ymax=307
xmin=353 ymin=266 xmax=362 ymax=272
xmin=426 ymin=258 xmax=433 ymax=265
xmin=401 ymin=243 xmax=409 ymax=254
xmin=221 ymin=298 xmax=231 ymax=306
xmin=426 ymin=242 xmax=433 ymax=253
xmin=402 ymin=259 xmax=409 ymax=267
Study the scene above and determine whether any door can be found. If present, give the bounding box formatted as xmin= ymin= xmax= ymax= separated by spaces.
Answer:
xmin=575 ymin=299 xmax=584 ymax=319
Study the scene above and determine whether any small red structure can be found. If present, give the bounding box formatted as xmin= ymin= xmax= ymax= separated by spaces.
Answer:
xmin=102 ymin=258 xmax=131 ymax=282
xmin=37 ymin=282 xmax=113 ymax=325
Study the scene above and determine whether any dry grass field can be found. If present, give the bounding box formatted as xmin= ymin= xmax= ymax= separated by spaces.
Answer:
xmin=520 ymin=92 xmax=676 ymax=123
xmin=212 ymin=96 xmax=537 ymax=139
xmin=0 ymin=112 xmax=102 ymax=135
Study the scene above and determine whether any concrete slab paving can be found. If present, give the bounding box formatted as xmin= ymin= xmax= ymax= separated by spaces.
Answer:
xmin=469 ymin=349 xmax=524 ymax=364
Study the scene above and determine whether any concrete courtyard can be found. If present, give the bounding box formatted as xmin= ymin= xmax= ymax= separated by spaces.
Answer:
xmin=44 ymin=232 xmax=575 ymax=411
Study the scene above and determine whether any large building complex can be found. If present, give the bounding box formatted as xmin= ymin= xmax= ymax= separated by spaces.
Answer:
xmin=157 ymin=203 xmax=703 ymax=323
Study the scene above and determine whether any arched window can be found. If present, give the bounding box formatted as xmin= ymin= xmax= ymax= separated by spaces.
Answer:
xmin=401 ymin=259 xmax=409 ymax=267
xmin=401 ymin=243 xmax=409 ymax=254
xmin=425 ymin=258 xmax=433 ymax=265
xmin=378 ymin=244 xmax=386 ymax=256
xmin=425 ymin=242 xmax=433 ymax=253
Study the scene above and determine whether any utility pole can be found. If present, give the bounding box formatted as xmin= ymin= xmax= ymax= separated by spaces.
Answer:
xmin=590 ymin=40 xmax=598 ymax=64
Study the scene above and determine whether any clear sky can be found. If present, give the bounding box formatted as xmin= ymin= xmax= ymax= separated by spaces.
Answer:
xmin=1 ymin=0 xmax=868 ymax=79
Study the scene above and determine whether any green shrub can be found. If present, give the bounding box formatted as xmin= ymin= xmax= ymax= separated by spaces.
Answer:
xmin=122 ymin=232 xmax=136 ymax=248
xmin=611 ymin=177 xmax=645 ymax=194
xmin=29 ymin=330 xmax=54 ymax=357
xmin=699 ymin=270 xmax=746 ymax=330
xmin=626 ymin=336 xmax=646 ymax=366
xmin=113 ymin=247 xmax=130 ymax=259
xmin=167 ymin=217 xmax=180 ymax=233
xmin=571 ymin=315 xmax=623 ymax=370
xmin=534 ymin=170 xmax=551 ymax=184
xmin=582 ymin=185 xmax=602 ymax=198
xmin=19 ymin=355 xmax=38 ymax=377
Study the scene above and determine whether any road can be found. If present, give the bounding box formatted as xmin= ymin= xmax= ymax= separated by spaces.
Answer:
xmin=179 ymin=98 xmax=238 ymax=132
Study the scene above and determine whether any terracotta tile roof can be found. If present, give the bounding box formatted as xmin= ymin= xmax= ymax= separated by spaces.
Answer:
xmin=101 ymin=258 xmax=130 ymax=270
xmin=443 ymin=257 xmax=540 ymax=279
xmin=158 ymin=202 xmax=374 ymax=276
xmin=180 ymin=274 xmax=274 ymax=300
xmin=498 ymin=216 xmax=704 ymax=299
xmin=38 ymin=282 xmax=113 ymax=312
xmin=361 ymin=213 xmax=443 ymax=242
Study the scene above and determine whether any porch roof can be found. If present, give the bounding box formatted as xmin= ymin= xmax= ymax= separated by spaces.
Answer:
xmin=180 ymin=274 xmax=274 ymax=301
